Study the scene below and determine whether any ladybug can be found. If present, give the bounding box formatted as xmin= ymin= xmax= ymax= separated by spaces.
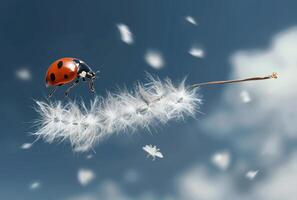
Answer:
xmin=45 ymin=57 xmax=99 ymax=98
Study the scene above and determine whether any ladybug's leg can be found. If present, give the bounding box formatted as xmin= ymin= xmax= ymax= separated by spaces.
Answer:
xmin=47 ymin=87 xmax=57 ymax=98
xmin=88 ymin=79 xmax=95 ymax=94
xmin=64 ymin=79 xmax=80 ymax=97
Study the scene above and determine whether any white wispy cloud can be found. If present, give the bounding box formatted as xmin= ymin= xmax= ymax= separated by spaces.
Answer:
xmin=253 ymin=153 xmax=297 ymax=200
xmin=65 ymin=181 xmax=129 ymax=200
xmin=201 ymin=26 xmax=297 ymax=199
xmin=203 ymin=26 xmax=297 ymax=161
xmin=176 ymin=167 xmax=233 ymax=200
xmin=123 ymin=169 xmax=140 ymax=183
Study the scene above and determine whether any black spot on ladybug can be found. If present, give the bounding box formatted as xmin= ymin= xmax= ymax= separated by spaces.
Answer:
xmin=57 ymin=61 xmax=63 ymax=69
xmin=64 ymin=74 xmax=69 ymax=79
xmin=50 ymin=73 xmax=56 ymax=81
xmin=58 ymin=83 xmax=63 ymax=86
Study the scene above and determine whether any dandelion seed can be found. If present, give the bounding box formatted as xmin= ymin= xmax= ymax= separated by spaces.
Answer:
xmin=189 ymin=47 xmax=205 ymax=58
xmin=29 ymin=181 xmax=41 ymax=190
xmin=16 ymin=68 xmax=32 ymax=81
xmin=143 ymin=144 xmax=163 ymax=160
xmin=32 ymin=73 xmax=277 ymax=152
xmin=21 ymin=143 xmax=33 ymax=149
xmin=185 ymin=16 xmax=198 ymax=25
xmin=117 ymin=23 xmax=134 ymax=44
xmin=33 ymin=75 xmax=200 ymax=151
xmin=78 ymin=168 xmax=95 ymax=186
xmin=246 ymin=170 xmax=259 ymax=180
xmin=145 ymin=50 xmax=164 ymax=69
xmin=211 ymin=151 xmax=231 ymax=171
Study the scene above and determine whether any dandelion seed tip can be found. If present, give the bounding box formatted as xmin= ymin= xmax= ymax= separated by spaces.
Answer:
xmin=271 ymin=72 xmax=278 ymax=79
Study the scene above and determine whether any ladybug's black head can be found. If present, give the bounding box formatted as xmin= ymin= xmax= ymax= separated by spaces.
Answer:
xmin=86 ymin=70 xmax=99 ymax=80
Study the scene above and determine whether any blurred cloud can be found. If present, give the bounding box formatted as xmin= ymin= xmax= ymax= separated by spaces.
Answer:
xmin=97 ymin=181 xmax=130 ymax=200
xmin=176 ymin=166 xmax=233 ymax=200
xmin=67 ymin=195 xmax=96 ymax=200
xmin=203 ymin=26 xmax=297 ymax=161
xmin=64 ymin=156 xmax=297 ymax=200
xmin=144 ymin=50 xmax=165 ymax=69
xmin=123 ymin=169 xmax=140 ymax=184
xmin=15 ymin=68 xmax=32 ymax=81
xmin=117 ymin=23 xmax=134 ymax=44
xmin=77 ymin=169 xmax=95 ymax=186
xmin=200 ymin=26 xmax=297 ymax=199
xmin=66 ymin=181 xmax=130 ymax=200
xmin=252 ymin=153 xmax=297 ymax=200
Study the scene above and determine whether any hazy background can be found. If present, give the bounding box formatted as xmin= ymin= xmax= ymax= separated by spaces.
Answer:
xmin=0 ymin=0 xmax=296 ymax=199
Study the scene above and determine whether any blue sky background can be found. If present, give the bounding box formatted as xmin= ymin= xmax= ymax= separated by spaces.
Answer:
xmin=1 ymin=0 xmax=297 ymax=199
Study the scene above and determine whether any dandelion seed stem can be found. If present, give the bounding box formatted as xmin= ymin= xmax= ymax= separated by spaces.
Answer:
xmin=188 ymin=72 xmax=278 ymax=89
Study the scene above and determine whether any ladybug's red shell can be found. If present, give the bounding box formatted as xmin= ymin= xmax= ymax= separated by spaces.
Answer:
xmin=45 ymin=58 xmax=78 ymax=87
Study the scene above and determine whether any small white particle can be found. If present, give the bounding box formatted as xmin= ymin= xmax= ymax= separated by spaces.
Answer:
xmin=143 ymin=144 xmax=164 ymax=160
xmin=117 ymin=23 xmax=134 ymax=44
xmin=29 ymin=181 xmax=41 ymax=190
xmin=86 ymin=154 xmax=93 ymax=159
xmin=211 ymin=151 xmax=231 ymax=171
xmin=20 ymin=143 xmax=33 ymax=149
xmin=240 ymin=90 xmax=252 ymax=103
xmin=15 ymin=68 xmax=32 ymax=81
xmin=78 ymin=168 xmax=95 ymax=186
xmin=189 ymin=47 xmax=205 ymax=58
xmin=144 ymin=50 xmax=164 ymax=69
xmin=246 ymin=170 xmax=259 ymax=180
xmin=185 ymin=16 xmax=198 ymax=25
